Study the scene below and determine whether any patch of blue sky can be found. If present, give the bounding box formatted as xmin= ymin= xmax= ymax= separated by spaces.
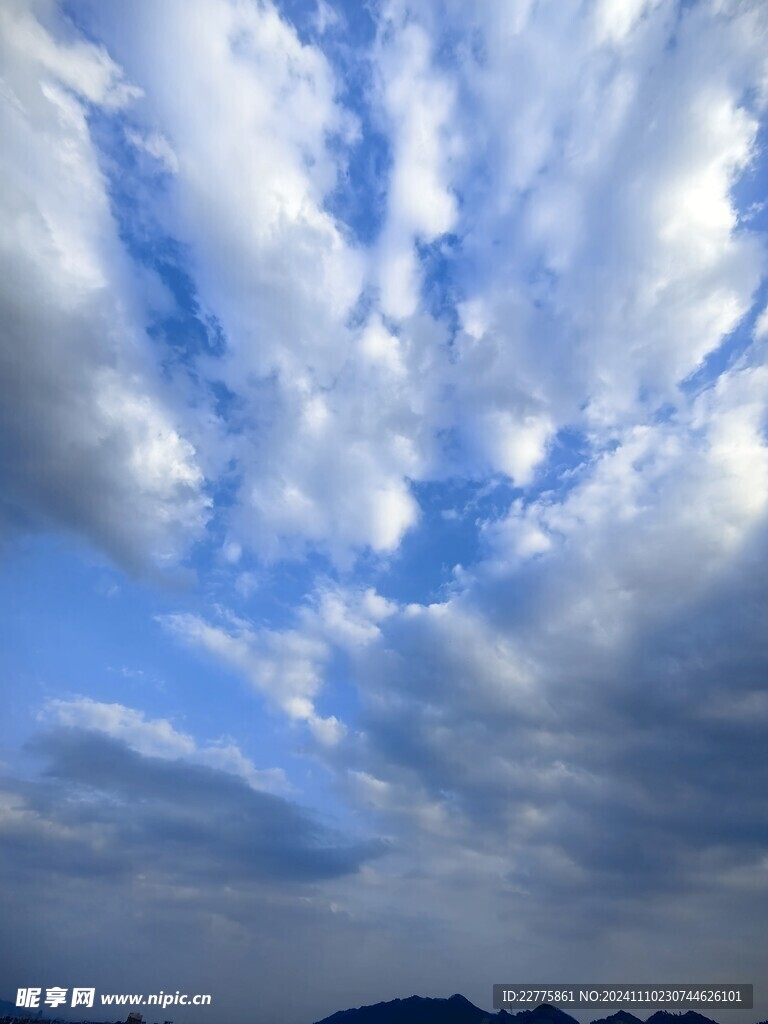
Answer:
xmin=86 ymin=107 xmax=227 ymax=365
xmin=169 ymin=455 xmax=347 ymax=633
xmin=277 ymin=0 xmax=377 ymax=48
xmin=59 ymin=0 xmax=102 ymax=46
xmin=0 ymin=538 xmax=317 ymax=789
xmin=651 ymin=401 xmax=679 ymax=425
xmin=351 ymin=425 xmax=592 ymax=606
xmin=85 ymin=110 xmax=171 ymax=256
xmin=0 ymin=530 xmax=368 ymax=832
xmin=680 ymin=288 xmax=767 ymax=398
xmin=272 ymin=0 xmax=391 ymax=247
xmin=367 ymin=487 xmax=510 ymax=604
xmin=326 ymin=120 xmax=391 ymax=247
xmin=417 ymin=233 xmax=463 ymax=337
xmin=147 ymin=265 xmax=227 ymax=363
xmin=362 ymin=479 xmax=496 ymax=605
xmin=313 ymin=645 xmax=363 ymax=745
xmin=529 ymin=426 xmax=592 ymax=498
xmin=214 ymin=549 xmax=344 ymax=626
xmin=328 ymin=131 xmax=390 ymax=246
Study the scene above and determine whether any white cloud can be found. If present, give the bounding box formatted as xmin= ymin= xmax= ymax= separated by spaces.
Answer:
xmin=88 ymin=0 xmax=434 ymax=564
xmin=0 ymin=0 xmax=210 ymax=568
xmin=755 ymin=304 xmax=768 ymax=340
xmin=593 ymin=0 xmax=663 ymax=45
xmin=4 ymin=0 xmax=767 ymax=568
xmin=373 ymin=12 xmax=458 ymax=319
xmin=0 ymin=0 xmax=142 ymax=108
xmin=159 ymin=610 xmax=343 ymax=745
xmin=437 ymin=0 xmax=767 ymax=468
xmin=158 ymin=583 xmax=399 ymax=745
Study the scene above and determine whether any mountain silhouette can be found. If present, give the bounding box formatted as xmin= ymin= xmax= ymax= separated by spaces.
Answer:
xmin=507 ymin=1005 xmax=583 ymax=1024
xmin=313 ymin=994 xmax=580 ymax=1024
xmin=312 ymin=996 xmax=748 ymax=1024
xmin=646 ymin=1013 xmax=720 ymax=1024
xmin=313 ymin=993 xmax=492 ymax=1024
xmin=591 ymin=1013 xmax=645 ymax=1024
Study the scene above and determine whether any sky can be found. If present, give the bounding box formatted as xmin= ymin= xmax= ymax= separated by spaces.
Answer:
xmin=1 ymin=1 xmax=768 ymax=1022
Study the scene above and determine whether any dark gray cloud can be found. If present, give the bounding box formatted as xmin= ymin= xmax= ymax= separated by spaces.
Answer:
xmin=1 ymin=729 xmax=384 ymax=888
xmin=340 ymin=510 xmax=768 ymax=936
xmin=0 ymin=733 xmax=418 ymax=1024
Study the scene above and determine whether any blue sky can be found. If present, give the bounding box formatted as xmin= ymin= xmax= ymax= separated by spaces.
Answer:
xmin=2 ymin=1 xmax=768 ymax=1022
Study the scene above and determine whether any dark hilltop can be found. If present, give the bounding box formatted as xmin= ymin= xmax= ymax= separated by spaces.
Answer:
xmin=313 ymin=998 xmax=768 ymax=1024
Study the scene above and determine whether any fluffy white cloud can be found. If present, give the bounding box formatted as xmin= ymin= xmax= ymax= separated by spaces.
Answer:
xmin=0 ymin=0 xmax=210 ymax=568
xmin=83 ymin=0 xmax=437 ymax=564
xmin=4 ymin=0 xmax=767 ymax=567
xmin=373 ymin=7 xmax=459 ymax=318
xmin=1 ymin=0 xmax=141 ymax=108
xmin=432 ymin=0 xmax=767 ymax=476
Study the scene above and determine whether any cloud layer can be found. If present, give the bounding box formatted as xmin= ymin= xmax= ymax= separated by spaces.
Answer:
xmin=2 ymin=0 xmax=768 ymax=1021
